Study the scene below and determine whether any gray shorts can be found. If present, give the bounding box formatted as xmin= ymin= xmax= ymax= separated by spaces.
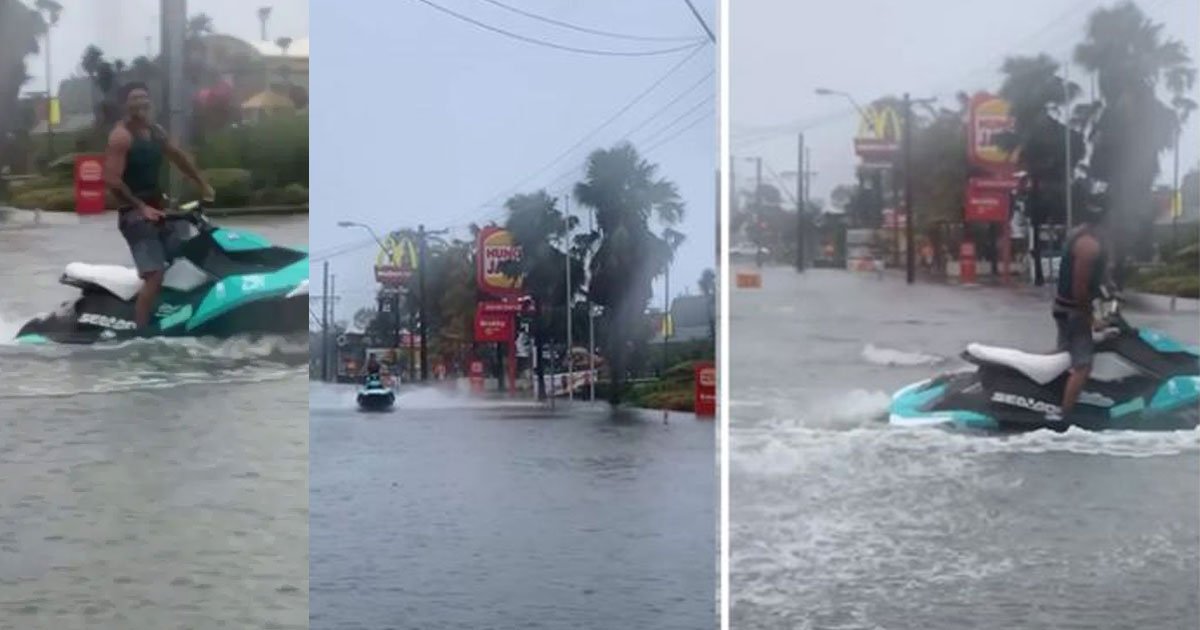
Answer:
xmin=118 ymin=209 xmax=186 ymax=276
xmin=1054 ymin=309 xmax=1094 ymax=368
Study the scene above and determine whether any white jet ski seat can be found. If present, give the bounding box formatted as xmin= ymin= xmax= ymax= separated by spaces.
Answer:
xmin=62 ymin=263 xmax=143 ymax=301
xmin=966 ymin=343 xmax=1071 ymax=385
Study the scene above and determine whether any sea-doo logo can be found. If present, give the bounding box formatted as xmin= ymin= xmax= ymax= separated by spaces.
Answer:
xmin=156 ymin=304 xmax=182 ymax=317
xmin=79 ymin=313 xmax=137 ymax=330
xmin=991 ymin=392 xmax=1061 ymax=415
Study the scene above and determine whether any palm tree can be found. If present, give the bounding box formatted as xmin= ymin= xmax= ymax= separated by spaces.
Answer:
xmin=997 ymin=54 xmax=1086 ymax=285
xmin=257 ymin=6 xmax=273 ymax=41
xmin=186 ymin=13 xmax=215 ymax=39
xmin=502 ymin=190 xmax=585 ymax=399
xmin=575 ymin=142 xmax=684 ymax=405
xmin=0 ymin=0 xmax=46 ymax=185
xmin=1073 ymin=1 xmax=1196 ymax=281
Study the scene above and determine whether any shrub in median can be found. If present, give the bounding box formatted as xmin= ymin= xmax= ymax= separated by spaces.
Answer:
xmin=202 ymin=168 xmax=252 ymax=207
xmin=9 ymin=186 xmax=76 ymax=211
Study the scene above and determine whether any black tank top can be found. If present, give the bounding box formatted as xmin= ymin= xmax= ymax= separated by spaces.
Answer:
xmin=1055 ymin=226 xmax=1106 ymax=310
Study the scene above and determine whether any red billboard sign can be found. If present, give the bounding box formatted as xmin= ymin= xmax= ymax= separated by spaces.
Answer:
xmin=74 ymin=154 xmax=106 ymax=214
xmin=476 ymin=226 xmax=524 ymax=296
xmin=479 ymin=299 xmax=530 ymax=314
xmin=694 ymin=361 xmax=716 ymax=417
xmin=474 ymin=308 xmax=514 ymax=343
xmin=964 ymin=177 xmax=1016 ymax=223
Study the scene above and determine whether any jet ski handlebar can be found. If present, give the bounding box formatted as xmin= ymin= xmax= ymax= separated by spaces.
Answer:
xmin=161 ymin=200 xmax=214 ymax=231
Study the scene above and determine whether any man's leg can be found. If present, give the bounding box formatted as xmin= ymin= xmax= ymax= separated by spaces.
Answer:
xmin=1058 ymin=311 xmax=1094 ymax=418
xmin=121 ymin=215 xmax=168 ymax=331
xmin=134 ymin=270 xmax=164 ymax=328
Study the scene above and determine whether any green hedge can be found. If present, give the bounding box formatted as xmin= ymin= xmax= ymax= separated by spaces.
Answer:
xmin=8 ymin=186 xmax=76 ymax=211
xmin=195 ymin=113 xmax=308 ymax=189
xmin=202 ymin=168 xmax=252 ymax=206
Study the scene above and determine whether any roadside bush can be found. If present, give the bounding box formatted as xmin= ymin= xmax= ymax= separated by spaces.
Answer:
xmin=1146 ymin=274 xmax=1200 ymax=299
xmin=195 ymin=112 xmax=308 ymax=190
xmin=249 ymin=182 xmax=308 ymax=206
xmin=9 ymin=186 xmax=76 ymax=211
xmin=203 ymin=168 xmax=252 ymax=207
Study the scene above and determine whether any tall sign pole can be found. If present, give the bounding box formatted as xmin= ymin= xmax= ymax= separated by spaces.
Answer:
xmin=903 ymin=93 xmax=915 ymax=285
xmin=417 ymin=224 xmax=429 ymax=382
xmin=796 ymin=133 xmax=805 ymax=271
xmin=564 ymin=195 xmax=573 ymax=402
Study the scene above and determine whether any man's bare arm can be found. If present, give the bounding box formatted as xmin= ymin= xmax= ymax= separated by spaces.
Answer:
xmin=103 ymin=128 xmax=145 ymax=209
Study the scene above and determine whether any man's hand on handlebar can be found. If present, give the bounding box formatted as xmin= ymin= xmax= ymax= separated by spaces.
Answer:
xmin=139 ymin=202 xmax=166 ymax=223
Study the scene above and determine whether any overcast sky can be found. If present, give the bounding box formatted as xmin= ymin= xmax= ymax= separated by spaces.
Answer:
xmin=19 ymin=0 xmax=308 ymax=94
xmin=731 ymin=0 xmax=1200 ymax=207
xmin=311 ymin=0 xmax=717 ymax=318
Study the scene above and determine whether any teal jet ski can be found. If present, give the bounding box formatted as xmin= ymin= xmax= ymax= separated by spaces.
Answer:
xmin=357 ymin=374 xmax=395 ymax=411
xmin=889 ymin=291 xmax=1199 ymax=432
xmin=14 ymin=201 xmax=307 ymax=344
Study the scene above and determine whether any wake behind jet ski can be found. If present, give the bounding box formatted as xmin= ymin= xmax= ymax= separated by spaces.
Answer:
xmin=889 ymin=292 xmax=1199 ymax=432
xmin=357 ymin=374 xmax=396 ymax=411
xmin=15 ymin=200 xmax=308 ymax=344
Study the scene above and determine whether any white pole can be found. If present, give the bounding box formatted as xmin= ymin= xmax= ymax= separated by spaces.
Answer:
xmin=564 ymin=195 xmax=573 ymax=403
xmin=587 ymin=206 xmax=596 ymax=402
xmin=1064 ymin=57 xmax=1073 ymax=230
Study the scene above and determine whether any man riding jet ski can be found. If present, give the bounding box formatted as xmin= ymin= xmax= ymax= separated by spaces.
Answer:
xmin=357 ymin=371 xmax=396 ymax=411
xmin=890 ymin=180 xmax=1198 ymax=432
xmin=14 ymin=201 xmax=308 ymax=344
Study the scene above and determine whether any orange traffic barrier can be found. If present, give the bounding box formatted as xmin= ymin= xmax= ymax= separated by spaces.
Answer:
xmin=736 ymin=271 xmax=762 ymax=289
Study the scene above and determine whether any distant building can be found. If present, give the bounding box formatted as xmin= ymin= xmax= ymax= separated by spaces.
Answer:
xmin=32 ymin=33 xmax=309 ymax=135
xmin=651 ymin=294 xmax=716 ymax=344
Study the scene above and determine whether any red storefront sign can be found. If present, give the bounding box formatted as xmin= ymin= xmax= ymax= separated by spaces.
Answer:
xmin=478 ymin=299 xmax=531 ymax=314
xmin=967 ymin=92 xmax=1019 ymax=175
xmin=964 ymin=177 xmax=1016 ymax=223
xmin=476 ymin=226 xmax=524 ymax=296
xmin=694 ymin=361 xmax=716 ymax=418
xmin=474 ymin=308 xmax=514 ymax=343
xmin=74 ymin=154 xmax=106 ymax=214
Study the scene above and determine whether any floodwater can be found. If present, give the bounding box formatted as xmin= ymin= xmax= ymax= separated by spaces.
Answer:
xmin=310 ymin=383 xmax=717 ymax=629
xmin=730 ymin=266 xmax=1199 ymax=630
xmin=0 ymin=214 xmax=309 ymax=629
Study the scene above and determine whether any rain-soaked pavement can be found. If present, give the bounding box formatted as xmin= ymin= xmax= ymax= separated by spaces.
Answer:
xmin=729 ymin=266 xmax=1199 ymax=630
xmin=309 ymin=382 xmax=717 ymax=630
xmin=0 ymin=214 xmax=308 ymax=629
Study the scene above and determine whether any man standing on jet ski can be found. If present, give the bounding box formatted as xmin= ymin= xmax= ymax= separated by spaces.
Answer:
xmin=103 ymin=81 xmax=214 ymax=333
xmin=1048 ymin=181 xmax=1111 ymax=422
xmin=364 ymin=354 xmax=382 ymax=378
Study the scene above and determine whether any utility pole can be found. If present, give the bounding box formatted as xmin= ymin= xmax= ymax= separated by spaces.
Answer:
xmin=587 ymin=206 xmax=596 ymax=402
xmin=329 ymin=273 xmax=337 ymax=380
xmin=796 ymin=133 xmax=805 ymax=271
xmin=1172 ymin=106 xmax=1182 ymax=253
xmin=754 ymin=157 xmax=763 ymax=267
xmin=321 ymin=261 xmax=329 ymax=381
xmin=43 ymin=11 xmax=57 ymax=158
xmin=417 ymin=224 xmax=429 ymax=382
xmin=161 ymin=0 xmax=187 ymax=200
xmin=564 ymin=195 xmax=574 ymax=403
xmin=1064 ymin=57 xmax=1073 ymax=230
xmin=662 ymin=248 xmax=670 ymax=380
xmin=682 ymin=0 xmax=716 ymax=43
xmin=903 ymin=93 xmax=916 ymax=285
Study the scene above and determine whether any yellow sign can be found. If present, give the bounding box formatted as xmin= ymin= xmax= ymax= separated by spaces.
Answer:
xmin=970 ymin=96 xmax=1019 ymax=167
xmin=1172 ymin=190 xmax=1182 ymax=219
xmin=660 ymin=313 xmax=674 ymax=338
xmin=477 ymin=226 xmax=523 ymax=295
xmin=374 ymin=233 xmax=418 ymax=285
xmin=856 ymin=105 xmax=902 ymax=141
xmin=49 ymin=97 xmax=60 ymax=126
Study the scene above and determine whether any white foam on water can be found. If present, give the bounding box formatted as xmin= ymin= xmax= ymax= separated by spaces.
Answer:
xmin=862 ymin=343 xmax=943 ymax=367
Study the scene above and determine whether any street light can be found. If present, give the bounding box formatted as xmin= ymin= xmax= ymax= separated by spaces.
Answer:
xmin=814 ymin=87 xmax=872 ymax=128
xmin=337 ymin=220 xmax=391 ymax=256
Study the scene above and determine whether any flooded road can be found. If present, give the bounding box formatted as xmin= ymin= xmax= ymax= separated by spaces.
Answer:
xmin=0 ymin=214 xmax=309 ymax=629
xmin=310 ymin=383 xmax=717 ymax=629
xmin=729 ymin=267 xmax=1199 ymax=630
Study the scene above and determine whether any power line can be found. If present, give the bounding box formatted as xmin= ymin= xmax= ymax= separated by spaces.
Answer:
xmin=439 ymin=42 xmax=708 ymax=227
xmin=638 ymin=93 xmax=715 ymax=147
xmin=411 ymin=0 xmax=706 ymax=57
xmin=478 ymin=0 xmax=698 ymax=42
xmin=642 ymin=108 xmax=713 ymax=154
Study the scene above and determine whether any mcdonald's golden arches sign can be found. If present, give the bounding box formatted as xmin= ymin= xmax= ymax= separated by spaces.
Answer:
xmin=853 ymin=105 xmax=902 ymax=163
xmin=374 ymin=233 xmax=418 ymax=286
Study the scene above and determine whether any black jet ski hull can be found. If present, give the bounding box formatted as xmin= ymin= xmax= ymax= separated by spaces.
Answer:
xmin=357 ymin=390 xmax=396 ymax=411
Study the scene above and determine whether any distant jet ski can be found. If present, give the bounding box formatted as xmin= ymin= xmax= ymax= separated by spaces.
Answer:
xmin=357 ymin=375 xmax=396 ymax=411
xmin=889 ymin=289 xmax=1199 ymax=432
xmin=14 ymin=201 xmax=307 ymax=344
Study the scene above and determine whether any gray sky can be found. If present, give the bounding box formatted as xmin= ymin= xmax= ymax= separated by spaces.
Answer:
xmin=310 ymin=0 xmax=717 ymax=318
xmin=20 ymin=0 xmax=308 ymax=95
xmin=732 ymin=0 xmax=1200 ymax=207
